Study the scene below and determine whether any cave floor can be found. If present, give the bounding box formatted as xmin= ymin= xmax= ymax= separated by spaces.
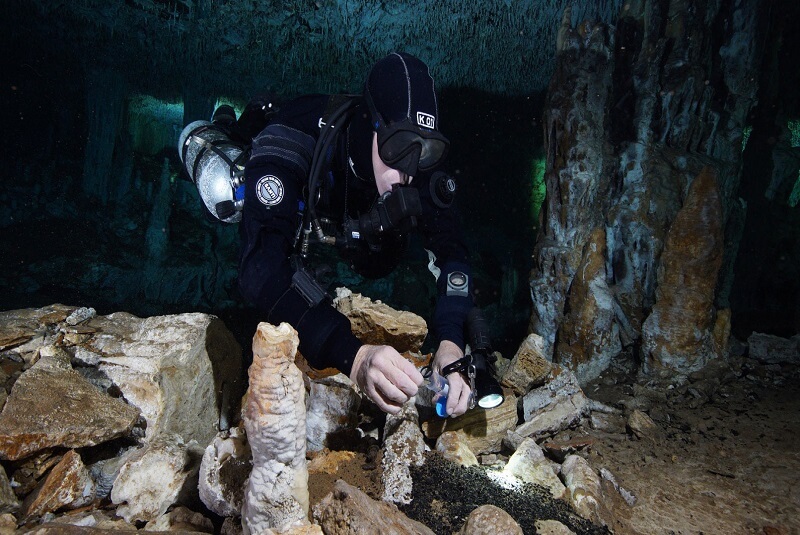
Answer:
xmin=585 ymin=368 xmax=800 ymax=535
xmin=308 ymin=361 xmax=800 ymax=535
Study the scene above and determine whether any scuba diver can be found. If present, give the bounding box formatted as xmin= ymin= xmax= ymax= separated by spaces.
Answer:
xmin=180 ymin=52 xmax=499 ymax=416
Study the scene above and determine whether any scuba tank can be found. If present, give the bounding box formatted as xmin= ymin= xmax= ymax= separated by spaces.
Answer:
xmin=177 ymin=100 xmax=276 ymax=223
xmin=178 ymin=119 xmax=247 ymax=223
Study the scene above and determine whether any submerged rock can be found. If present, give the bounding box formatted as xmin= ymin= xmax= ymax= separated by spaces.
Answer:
xmin=111 ymin=435 xmax=204 ymax=523
xmin=382 ymin=400 xmax=427 ymax=505
xmin=501 ymin=333 xmax=552 ymax=396
xmin=241 ymin=323 xmax=310 ymax=535
xmin=84 ymin=311 xmax=242 ymax=447
xmin=333 ymin=288 xmax=427 ymax=352
xmin=19 ymin=450 xmax=94 ymax=522
xmin=459 ymin=504 xmax=523 ymax=535
xmin=436 ymin=431 xmax=479 ymax=468
xmin=306 ymin=373 xmax=361 ymax=454
xmin=199 ymin=427 xmax=250 ymax=518
xmin=0 ymin=350 xmax=140 ymax=461
xmin=314 ymin=479 xmax=435 ymax=535
xmin=503 ymin=438 xmax=566 ymax=500
xmin=516 ymin=365 xmax=588 ymax=439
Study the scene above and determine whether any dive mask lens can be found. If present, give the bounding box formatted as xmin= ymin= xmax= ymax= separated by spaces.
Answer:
xmin=377 ymin=121 xmax=449 ymax=173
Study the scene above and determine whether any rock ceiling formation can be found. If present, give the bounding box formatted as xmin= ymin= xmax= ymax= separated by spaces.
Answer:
xmin=7 ymin=0 xmax=623 ymax=99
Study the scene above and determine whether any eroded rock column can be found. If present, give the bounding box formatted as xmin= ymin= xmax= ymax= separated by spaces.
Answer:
xmin=241 ymin=322 xmax=309 ymax=534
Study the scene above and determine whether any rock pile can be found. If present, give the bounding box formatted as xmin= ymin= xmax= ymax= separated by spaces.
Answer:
xmin=0 ymin=304 xmax=242 ymax=532
xmin=0 ymin=297 xmax=640 ymax=534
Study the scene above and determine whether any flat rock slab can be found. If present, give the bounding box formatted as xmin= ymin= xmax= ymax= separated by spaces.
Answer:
xmin=333 ymin=288 xmax=427 ymax=352
xmin=0 ymin=354 xmax=140 ymax=461
xmin=314 ymin=479 xmax=435 ymax=535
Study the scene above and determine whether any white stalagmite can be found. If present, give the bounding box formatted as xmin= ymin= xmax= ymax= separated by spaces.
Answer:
xmin=241 ymin=322 xmax=310 ymax=535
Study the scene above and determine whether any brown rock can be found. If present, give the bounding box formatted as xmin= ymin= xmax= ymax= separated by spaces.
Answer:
xmin=0 ymin=464 xmax=19 ymax=514
xmin=459 ymin=504 xmax=523 ymax=535
xmin=555 ymin=227 xmax=621 ymax=384
xmin=146 ymin=505 xmax=214 ymax=533
xmin=0 ymin=353 xmax=140 ymax=461
xmin=313 ymin=479 xmax=435 ymax=535
xmin=307 ymin=450 xmax=357 ymax=475
xmin=20 ymin=450 xmax=94 ymax=521
xmin=712 ymin=308 xmax=731 ymax=355
xmin=5 ymin=450 xmax=63 ymax=498
xmin=641 ymin=167 xmax=725 ymax=377
xmin=435 ymin=431 xmax=478 ymax=468
xmin=561 ymin=455 xmax=607 ymax=526
xmin=535 ymin=519 xmax=576 ymax=535
xmin=626 ymin=409 xmax=662 ymax=440
xmin=333 ymin=288 xmax=427 ymax=352
xmin=500 ymin=333 xmax=552 ymax=396
xmin=0 ymin=513 xmax=16 ymax=534
xmin=542 ymin=436 xmax=596 ymax=462
xmin=422 ymin=389 xmax=517 ymax=455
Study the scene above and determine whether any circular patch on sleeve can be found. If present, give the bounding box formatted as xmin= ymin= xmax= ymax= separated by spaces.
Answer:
xmin=256 ymin=175 xmax=285 ymax=207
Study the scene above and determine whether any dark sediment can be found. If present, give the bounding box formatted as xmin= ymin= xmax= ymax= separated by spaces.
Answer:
xmin=401 ymin=452 xmax=610 ymax=534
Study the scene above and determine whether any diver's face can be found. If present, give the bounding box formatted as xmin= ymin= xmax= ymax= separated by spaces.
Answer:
xmin=372 ymin=132 xmax=411 ymax=195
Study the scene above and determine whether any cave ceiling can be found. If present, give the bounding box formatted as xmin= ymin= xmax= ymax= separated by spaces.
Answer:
xmin=6 ymin=0 xmax=623 ymax=100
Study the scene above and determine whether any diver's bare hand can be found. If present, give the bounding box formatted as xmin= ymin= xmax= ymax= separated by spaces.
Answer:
xmin=350 ymin=344 xmax=424 ymax=414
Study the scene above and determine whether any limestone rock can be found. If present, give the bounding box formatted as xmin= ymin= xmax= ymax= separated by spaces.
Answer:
xmin=0 ymin=352 xmax=140 ymax=461
xmin=0 ymin=304 xmax=74 ymax=353
xmin=382 ymin=400 xmax=427 ymax=505
xmin=23 ymin=509 xmax=140 ymax=533
xmin=561 ymin=455 xmax=605 ymax=525
xmin=459 ymin=504 xmax=523 ymax=535
xmin=529 ymin=10 xmax=616 ymax=360
xmin=0 ymin=464 xmax=19 ymax=514
xmin=535 ymin=519 xmax=576 ymax=535
xmin=242 ymin=323 xmax=310 ymax=535
xmin=306 ymin=374 xmax=361 ymax=453
xmin=503 ymin=438 xmax=567 ymax=499
xmin=144 ymin=506 xmax=214 ymax=533
xmin=333 ymin=288 xmax=427 ymax=352
xmin=500 ymin=333 xmax=552 ymax=396
xmin=0 ymin=513 xmax=18 ymax=533
xmin=199 ymin=427 xmax=251 ymax=518
xmin=626 ymin=409 xmax=662 ymax=440
xmin=599 ymin=467 xmax=636 ymax=506
xmin=85 ymin=311 xmax=243 ymax=447
xmin=422 ymin=390 xmax=517 ymax=455
xmin=88 ymin=449 xmax=135 ymax=501
xmin=642 ymin=167 xmax=725 ymax=377
xmin=4 ymin=450 xmax=62 ymax=498
xmin=747 ymin=332 xmax=800 ymax=364
xmin=307 ymin=450 xmax=357 ymax=475
xmin=541 ymin=436 xmax=595 ymax=462
xmin=555 ymin=227 xmax=621 ymax=385
xmin=516 ymin=365 xmax=588 ymax=439
xmin=435 ymin=431 xmax=478 ymax=468
xmin=111 ymin=435 xmax=204 ymax=523
xmin=313 ymin=479 xmax=435 ymax=535
xmin=20 ymin=449 xmax=95 ymax=521
xmin=256 ymin=526 xmax=324 ymax=535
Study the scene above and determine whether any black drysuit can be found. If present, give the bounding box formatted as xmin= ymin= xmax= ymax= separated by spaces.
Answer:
xmin=237 ymin=94 xmax=474 ymax=375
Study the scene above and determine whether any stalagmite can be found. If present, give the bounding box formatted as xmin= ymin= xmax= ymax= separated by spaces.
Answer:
xmin=241 ymin=323 xmax=310 ymax=535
